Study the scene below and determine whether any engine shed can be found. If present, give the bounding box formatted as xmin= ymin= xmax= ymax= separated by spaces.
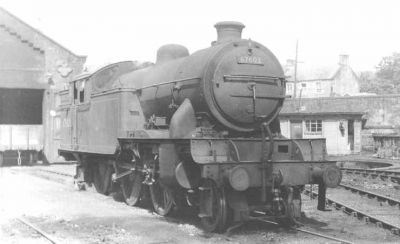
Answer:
xmin=0 ymin=7 xmax=86 ymax=164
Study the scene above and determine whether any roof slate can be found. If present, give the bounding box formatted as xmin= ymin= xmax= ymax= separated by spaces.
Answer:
xmin=280 ymin=97 xmax=366 ymax=115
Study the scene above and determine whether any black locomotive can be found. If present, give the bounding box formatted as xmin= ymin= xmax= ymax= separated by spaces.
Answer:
xmin=58 ymin=21 xmax=341 ymax=232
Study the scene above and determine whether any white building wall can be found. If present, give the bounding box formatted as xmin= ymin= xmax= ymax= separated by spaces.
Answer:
xmin=286 ymin=80 xmax=333 ymax=98
xmin=280 ymin=119 xmax=290 ymax=138
xmin=322 ymin=120 xmax=350 ymax=155
xmin=280 ymin=118 xmax=354 ymax=155
xmin=333 ymin=66 xmax=360 ymax=96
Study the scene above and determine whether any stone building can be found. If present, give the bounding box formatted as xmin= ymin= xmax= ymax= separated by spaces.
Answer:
xmin=285 ymin=55 xmax=363 ymax=98
xmin=0 ymin=7 xmax=86 ymax=162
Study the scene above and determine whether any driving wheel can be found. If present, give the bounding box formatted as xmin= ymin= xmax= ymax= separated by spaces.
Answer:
xmin=149 ymin=180 xmax=174 ymax=216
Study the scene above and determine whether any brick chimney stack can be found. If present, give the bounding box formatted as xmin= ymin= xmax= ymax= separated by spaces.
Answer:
xmin=339 ymin=54 xmax=349 ymax=66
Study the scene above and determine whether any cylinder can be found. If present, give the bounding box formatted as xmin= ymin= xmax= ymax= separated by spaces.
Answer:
xmin=226 ymin=166 xmax=250 ymax=191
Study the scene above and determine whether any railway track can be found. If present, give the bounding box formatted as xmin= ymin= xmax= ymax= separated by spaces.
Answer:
xmin=8 ymin=167 xmax=76 ymax=186
xmin=341 ymin=167 xmax=400 ymax=184
xmin=16 ymin=217 xmax=59 ymax=244
xmin=340 ymin=183 xmax=400 ymax=207
xmin=35 ymin=168 xmax=75 ymax=178
xmin=19 ymin=167 xmax=358 ymax=242
xmin=303 ymin=188 xmax=400 ymax=236
xmin=252 ymin=218 xmax=354 ymax=244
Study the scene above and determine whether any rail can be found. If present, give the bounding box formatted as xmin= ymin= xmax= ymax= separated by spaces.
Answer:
xmin=303 ymin=188 xmax=400 ymax=236
xmin=35 ymin=168 xmax=75 ymax=178
xmin=16 ymin=217 xmax=59 ymax=244
xmin=19 ymin=167 xmax=356 ymax=242
xmin=339 ymin=183 xmax=400 ymax=207
xmin=341 ymin=168 xmax=400 ymax=184
xmin=253 ymin=218 xmax=354 ymax=244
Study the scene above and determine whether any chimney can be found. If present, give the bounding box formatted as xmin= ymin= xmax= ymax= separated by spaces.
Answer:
xmin=214 ymin=21 xmax=245 ymax=43
xmin=339 ymin=54 xmax=349 ymax=66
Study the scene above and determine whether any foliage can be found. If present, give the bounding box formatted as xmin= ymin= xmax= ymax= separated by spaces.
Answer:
xmin=359 ymin=53 xmax=400 ymax=94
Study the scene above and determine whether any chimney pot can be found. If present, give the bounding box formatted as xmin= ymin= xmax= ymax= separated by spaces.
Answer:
xmin=214 ymin=21 xmax=245 ymax=43
xmin=339 ymin=54 xmax=349 ymax=66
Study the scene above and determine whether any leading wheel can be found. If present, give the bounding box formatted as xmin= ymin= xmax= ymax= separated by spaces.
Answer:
xmin=93 ymin=162 xmax=112 ymax=195
xmin=200 ymin=179 xmax=229 ymax=232
xmin=120 ymin=170 xmax=143 ymax=206
xmin=149 ymin=180 xmax=174 ymax=216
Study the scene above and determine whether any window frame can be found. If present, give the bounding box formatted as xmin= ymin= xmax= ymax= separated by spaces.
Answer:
xmin=304 ymin=119 xmax=322 ymax=135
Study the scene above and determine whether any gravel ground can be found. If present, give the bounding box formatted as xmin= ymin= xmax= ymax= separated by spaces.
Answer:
xmin=1 ymin=166 xmax=400 ymax=243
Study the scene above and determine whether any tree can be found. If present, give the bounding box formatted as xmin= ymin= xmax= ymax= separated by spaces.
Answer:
xmin=359 ymin=53 xmax=400 ymax=94
xmin=376 ymin=52 xmax=400 ymax=82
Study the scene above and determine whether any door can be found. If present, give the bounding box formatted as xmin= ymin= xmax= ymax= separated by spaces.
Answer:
xmin=290 ymin=120 xmax=303 ymax=139
xmin=348 ymin=120 xmax=354 ymax=151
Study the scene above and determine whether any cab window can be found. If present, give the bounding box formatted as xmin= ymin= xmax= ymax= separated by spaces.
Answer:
xmin=79 ymin=80 xmax=85 ymax=103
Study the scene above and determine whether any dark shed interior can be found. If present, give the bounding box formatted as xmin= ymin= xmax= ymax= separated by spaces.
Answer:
xmin=0 ymin=88 xmax=43 ymax=124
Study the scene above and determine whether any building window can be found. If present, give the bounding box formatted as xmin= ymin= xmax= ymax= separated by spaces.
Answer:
xmin=79 ymin=80 xmax=85 ymax=103
xmin=316 ymin=82 xmax=321 ymax=93
xmin=305 ymin=120 xmax=322 ymax=134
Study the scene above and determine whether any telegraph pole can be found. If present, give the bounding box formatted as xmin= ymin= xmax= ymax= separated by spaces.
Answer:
xmin=293 ymin=40 xmax=298 ymax=98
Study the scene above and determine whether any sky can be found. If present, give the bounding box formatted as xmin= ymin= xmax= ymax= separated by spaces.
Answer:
xmin=1 ymin=0 xmax=399 ymax=72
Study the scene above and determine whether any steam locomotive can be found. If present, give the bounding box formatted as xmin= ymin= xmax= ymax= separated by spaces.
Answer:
xmin=58 ymin=21 xmax=341 ymax=232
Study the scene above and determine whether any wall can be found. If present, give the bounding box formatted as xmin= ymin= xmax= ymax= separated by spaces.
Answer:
xmin=332 ymin=65 xmax=360 ymax=96
xmin=280 ymin=120 xmax=290 ymax=138
xmin=0 ymin=29 xmax=45 ymax=88
xmin=287 ymin=80 xmax=332 ymax=98
xmin=280 ymin=118 xmax=362 ymax=155
xmin=323 ymin=120 xmax=349 ymax=155
xmin=285 ymin=64 xmax=360 ymax=98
